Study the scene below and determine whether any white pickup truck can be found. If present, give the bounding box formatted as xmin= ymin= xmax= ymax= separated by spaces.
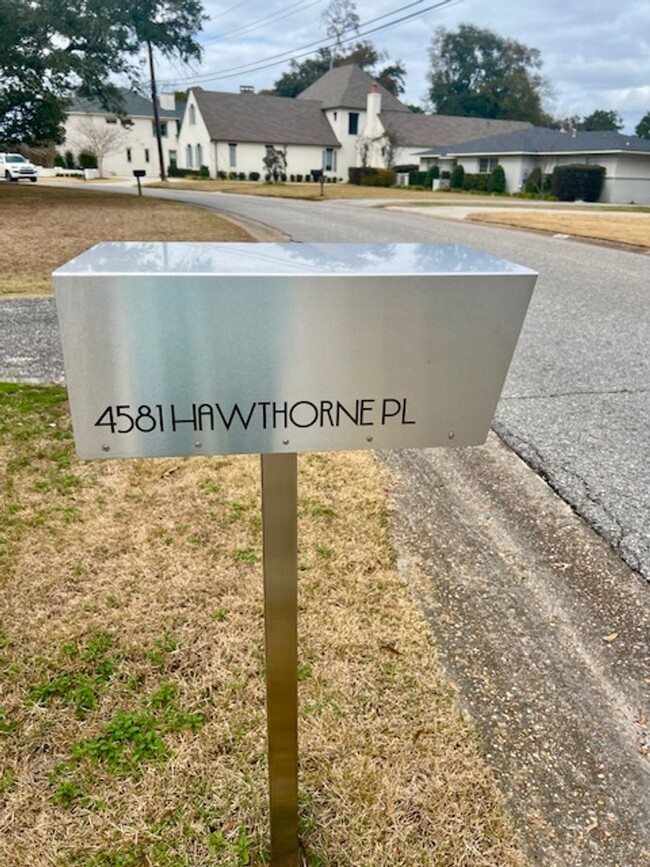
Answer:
xmin=0 ymin=153 xmax=38 ymax=182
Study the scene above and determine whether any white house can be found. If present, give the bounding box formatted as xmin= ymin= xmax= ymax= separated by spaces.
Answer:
xmin=63 ymin=91 xmax=183 ymax=178
xmin=177 ymin=87 xmax=341 ymax=180
xmin=415 ymin=127 xmax=650 ymax=204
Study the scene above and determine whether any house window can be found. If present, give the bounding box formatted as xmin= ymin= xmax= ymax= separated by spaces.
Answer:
xmin=189 ymin=104 xmax=196 ymax=125
xmin=348 ymin=112 xmax=359 ymax=135
xmin=153 ymin=121 xmax=168 ymax=137
xmin=126 ymin=148 xmax=132 ymax=163
xmin=333 ymin=111 xmax=337 ymax=121
xmin=196 ymin=144 xmax=202 ymax=167
xmin=479 ymin=157 xmax=499 ymax=173
xmin=169 ymin=150 xmax=177 ymax=167
xmin=105 ymin=117 xmax=118 ymax=124
xmin=229 ymin=143 xmax=237 ymax=167
xmin=323 ymin=148 xmax=337 ymax=172
xmin=186 ymin=144 xmax=193 ymax=168
xmin=144 ymin=149 xmax=150 ymax=163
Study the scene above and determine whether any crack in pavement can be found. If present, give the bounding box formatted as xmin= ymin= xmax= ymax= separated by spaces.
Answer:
xmin=502 ymin=386 xmax=650 ymax=401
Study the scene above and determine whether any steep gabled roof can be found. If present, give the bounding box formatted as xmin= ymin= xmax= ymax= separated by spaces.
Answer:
xmin=417 ymin=127 xmax=650 ymax=157
xmin=297 ymin=64 xmax=411 ymax=112
xmin=68 ymin=89 xmax=181 ymax=120
xmin=381 ymin=112 xmax=532 ymax=149
xmin=192 ymin=89 xmax=340 ymax=146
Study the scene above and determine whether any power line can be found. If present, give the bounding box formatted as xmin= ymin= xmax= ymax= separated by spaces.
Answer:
xmin=202 ymin=0 xmax=325 ymax=46
xmin=161 ymin=0 xmax=453 ymax=86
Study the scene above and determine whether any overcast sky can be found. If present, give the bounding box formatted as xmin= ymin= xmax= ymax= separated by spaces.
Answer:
xmin=154 ymin=0 xmax=650 ymax=133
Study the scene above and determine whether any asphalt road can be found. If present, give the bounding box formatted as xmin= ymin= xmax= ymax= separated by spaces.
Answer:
xmin=3 ymin=185 xmax=648 ymax=582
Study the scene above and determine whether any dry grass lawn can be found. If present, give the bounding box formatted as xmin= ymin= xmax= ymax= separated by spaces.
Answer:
xmin=466 ymin=210 xmax=650 ymax=249
xmin=0 ymin=185 xmax=251 ymax=296
xmin=0 ymin=384 xmax=526 ymax=867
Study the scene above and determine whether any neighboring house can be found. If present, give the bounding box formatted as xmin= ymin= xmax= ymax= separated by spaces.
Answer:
xmin=176 ymin=65 xmax=534 ymax=181
xmin=177 ymin=88 xmax=341 ymax=179
xmin=63 ymin=90 xmax=183 ymax=178
xmin=416 ymin=127 xmax=650 ymax=204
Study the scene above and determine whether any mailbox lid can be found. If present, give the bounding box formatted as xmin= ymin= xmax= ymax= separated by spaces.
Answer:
xmin=53 ymin=241 xmax=537 ymax=279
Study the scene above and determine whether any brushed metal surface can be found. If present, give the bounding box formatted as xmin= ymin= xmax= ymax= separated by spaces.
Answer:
xmin=54 ymin=242 xmax=537 ymax=459
xmin=262 ymin=453 xmax=299 ymax=866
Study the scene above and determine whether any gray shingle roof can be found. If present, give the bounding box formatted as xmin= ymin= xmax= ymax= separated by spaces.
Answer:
xmin=68 ymin=89 xmax=181 ymax=120
xmin=192 ymin=89 xmax=340 ymax=146
xmin=381 ymin=112 xmax=532 ymax=149
xmin=297 ymin=64 xmax=411 ymax=112
xmin=418 ymin=127 xmax=650 ymax=156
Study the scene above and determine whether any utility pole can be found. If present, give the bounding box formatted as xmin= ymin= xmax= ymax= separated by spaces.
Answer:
xmin=147 ymin=40 xmax=167 ymax=182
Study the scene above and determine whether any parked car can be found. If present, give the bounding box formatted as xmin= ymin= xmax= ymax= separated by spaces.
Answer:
xmin=0 ymin=153 xmax=38 ymax=182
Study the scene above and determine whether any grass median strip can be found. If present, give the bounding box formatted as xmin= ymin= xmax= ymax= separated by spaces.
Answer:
xmin=465 ymin=210 xmax=650 ymax=248
xmin=0 ymin=383 xmax=525 ymax=866
xmin=0 ymin=185 xmax=251 ymax=296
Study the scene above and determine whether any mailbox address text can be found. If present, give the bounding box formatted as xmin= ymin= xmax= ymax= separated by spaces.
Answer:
xmin=94 ymin=398 xmax=416 ymax=436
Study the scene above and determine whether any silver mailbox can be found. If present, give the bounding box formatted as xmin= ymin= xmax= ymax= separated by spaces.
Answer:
xmin=54 ymin=242 xmax=537 ymax=459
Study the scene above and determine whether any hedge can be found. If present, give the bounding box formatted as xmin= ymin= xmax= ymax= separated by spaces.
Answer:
xmin=348 ymin=167 xmax=396 ymax=187
xmin=552 ymin=164 xmax=605 ymax=202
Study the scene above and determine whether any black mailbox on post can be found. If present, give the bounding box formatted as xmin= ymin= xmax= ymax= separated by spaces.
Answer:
xmin=133 ymin=169 xmax=146 ymax=195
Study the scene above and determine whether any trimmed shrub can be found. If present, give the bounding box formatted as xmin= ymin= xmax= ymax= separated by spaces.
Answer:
xmin=64 ymin=150 xmax=75 ymax=169
xmin=249 ymin=171 xmax=260 ymax=181
xmin=296 ymin=174 xmax=303 ymax=182
xmin=449 ymin=164 xmax=465 ymax=189
xmin=349 ymin=167 xmax=396 ymax=187
xmin=552 ymin=163 xmax=606 ymax=202
xmin=488 ymin=164 xmax=506 ymax=194
xmin=425 ymin=166 xmax=440 ymax=185
xmin=227 ymin=171 xmax=237 ymax=180
xmin=409 ymin=170 xmax=428 ymax=186
xmin=168 ymin=165 xmax=198 ymax=178
xmin=462 ymin=173 xmax=490 ymax=192
xmin=54 ymin=152 xmax=66 ymax=168
xmin=199 ymin=165 xmax=210 ymax=178
xmin=348 ymin=167 xmax=375 ymax=185
xmin=78 ymin=150 xmax=98 ymax=169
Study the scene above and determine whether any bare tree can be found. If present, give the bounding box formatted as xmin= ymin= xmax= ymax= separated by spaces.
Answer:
xmin=70 ymin=116 xmax=127 ymax=176
xmin=321 ymin=0 xmax=360 ymax=61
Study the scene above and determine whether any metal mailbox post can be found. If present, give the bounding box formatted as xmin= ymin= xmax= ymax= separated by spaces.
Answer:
xmin=54 ymin=242 xmax=537 ymax=866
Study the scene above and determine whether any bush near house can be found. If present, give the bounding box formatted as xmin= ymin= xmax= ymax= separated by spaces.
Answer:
xmin=450 ymin=164 xmax=465 ymax=189
xmin=462 ymin=173 xmax=490 ymax=192
xmin=348 ymin=167 xmax=396 ymax=187
xmin=409 ymin=170 xmax=428 ymax=185
xmin=488 ymin=164 xmax=506 ymax=193
xmin=78 ymin=151 xmax=98 ymax=169
xmin=552 ymin=164 xmax=606 ymax=202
